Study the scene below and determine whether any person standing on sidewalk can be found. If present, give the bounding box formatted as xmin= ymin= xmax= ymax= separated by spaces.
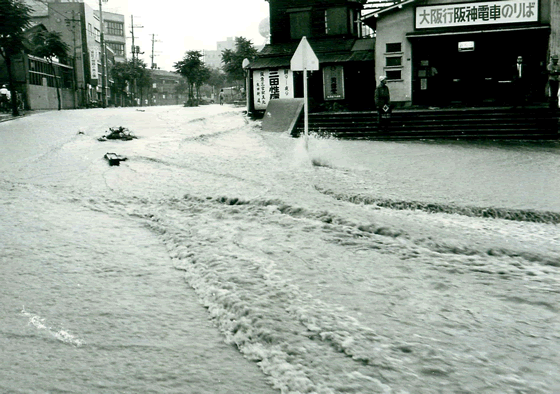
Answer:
xmin=547 ymin=55 xmax=560 ymax=109
xmin=375 ymin=76 xmax=391 ymax=131
xmin=0 ymin=85 xmax=11 ymax=112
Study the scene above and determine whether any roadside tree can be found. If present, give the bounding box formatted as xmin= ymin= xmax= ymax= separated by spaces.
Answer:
xmin=221 ymin=37 xmax=257 ymax=93
xmin=136 ymin=62 xmax=152 ymax=106
xmin=31 ymin=30 xmax=70 ymax=111
xmin=174 ymin=51 xmax=210 ymax=106
xmin=111 ymin=59 xmax=152 ymax=106
xmin=0 ymin=0 xmax=32 ymax=116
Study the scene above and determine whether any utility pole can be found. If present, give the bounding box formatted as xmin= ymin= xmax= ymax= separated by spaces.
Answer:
xmin=129 ymin=15 xmax=143 ymax=106
xmin=98 ymin=0 xmax=107 ymax=108
xmin=65 ymin=10 xmax=81 ymax=107
xmin=150 ymin=34 xmax=161 ymax=69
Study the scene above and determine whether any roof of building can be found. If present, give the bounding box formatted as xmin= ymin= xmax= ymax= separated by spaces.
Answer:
xmin=361 ymin=0 xmax=416 ymax=22
xmin=248 ymin=37 xmax=375 ymax=69
xmin=150 ymin=69 xmax=184 ymax=79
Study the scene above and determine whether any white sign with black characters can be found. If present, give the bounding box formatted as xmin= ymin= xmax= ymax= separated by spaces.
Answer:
xmin=416 ymin=0 xmax=538 ymax=29
xmin=252 ymin=69 xmax=294 ymax=110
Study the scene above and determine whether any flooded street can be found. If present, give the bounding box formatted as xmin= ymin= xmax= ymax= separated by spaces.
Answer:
xmin=1 ymin=105 xmax=559 ymax=393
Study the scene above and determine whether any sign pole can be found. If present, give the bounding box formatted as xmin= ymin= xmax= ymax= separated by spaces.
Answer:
xmin=303 ymin=67 xmax=308 ymax=149
xmin=290 ymin=36 xmax=319 ymax=150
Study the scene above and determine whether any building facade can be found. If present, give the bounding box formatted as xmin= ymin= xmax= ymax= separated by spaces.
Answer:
xmin=247 ymin=0 xmax=376 ymax=113
xmin=0 ymin=24 xmax=76 ymax=110
xmin=204 ymin=37 xmax=236 ymax=69
xmin=95 ymin=10 xmax=127 ymax=64
xmin=149 ymin=69 xmax=187 ymax=106
xmin=364 ymin=0 xmax=554 ymax=107
xmin=23 ymin=0 xmax=125 ymax=107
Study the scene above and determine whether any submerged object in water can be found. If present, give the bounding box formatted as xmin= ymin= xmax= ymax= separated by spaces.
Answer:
xmin=104 ymin=152 xmax=127 ymax=166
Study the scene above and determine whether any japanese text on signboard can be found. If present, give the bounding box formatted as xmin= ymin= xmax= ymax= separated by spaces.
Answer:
xmin=416 ymin=0 xmax=538 ymax=29
xmin=90 ymin=50 xmax=98 ymax=79
xmin=323 ymin=66 xmax=345 ymax=100
xmin=252 ymin=69 xmax=294 ymax=110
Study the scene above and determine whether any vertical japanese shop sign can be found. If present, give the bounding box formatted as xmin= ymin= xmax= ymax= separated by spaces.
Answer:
xmin=323 ymin=65 xmax=345 ymax=100
xmin=90 ymin=50 xmax=98 ymax=79
xmin=252 ymin=69 xmax=294 ymax=110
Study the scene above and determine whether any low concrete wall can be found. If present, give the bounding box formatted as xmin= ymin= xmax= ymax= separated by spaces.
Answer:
xmin=27 ymin=84 xmax=75 ymax=110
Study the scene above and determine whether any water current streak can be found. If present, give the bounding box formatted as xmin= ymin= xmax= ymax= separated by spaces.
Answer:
xmin=315 ymin=186 xmax=560 ymax=225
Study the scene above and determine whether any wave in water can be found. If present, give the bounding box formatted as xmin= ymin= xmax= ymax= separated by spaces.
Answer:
xmin=21 ymin=306 xmax=84 ymax=347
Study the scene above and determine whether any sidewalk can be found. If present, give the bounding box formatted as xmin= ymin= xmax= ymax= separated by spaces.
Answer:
xmin=0 ymin=113 xmax=13 ymax=122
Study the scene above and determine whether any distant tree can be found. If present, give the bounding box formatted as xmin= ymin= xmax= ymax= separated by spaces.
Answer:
xmin=111 ymin=60 xmax=132 ymax=105
xmin=111 ymin=59 xmax=152 ymax=106
xmin=206 ymin=68 xmax=226 ymax=97
xmin=221 ymin=37 xmax=257 ymax=86
xmin=174 ymin=51 xmax=210 ymax=106
xmin=194 ymin=63 xmax=211 ymax=102
xmin=0 ymin=0 xmax=32 ymax=116
xmin=31 ymin=30 xmax=70 ymax=110
xmin=136 ymin=61 xmax=152 ymax=106
xmin=174 ymin=77 xmax=189 ymax=103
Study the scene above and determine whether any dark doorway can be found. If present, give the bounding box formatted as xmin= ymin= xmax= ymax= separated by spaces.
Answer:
xmin=411 ymin=28 xmax=549 ymax=107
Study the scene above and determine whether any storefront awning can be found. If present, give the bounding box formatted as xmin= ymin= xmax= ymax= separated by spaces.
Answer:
xmin=248 ymin=38 xmax=374 ymax=70
xmin=406 ymin=24 xmax=550 ymax=39
xmin=248 ymin=51 xmax=374 ymax=70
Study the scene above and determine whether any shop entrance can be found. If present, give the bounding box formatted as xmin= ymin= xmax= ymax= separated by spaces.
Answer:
xmin=411 ymin=28 xmax=549 ymax=107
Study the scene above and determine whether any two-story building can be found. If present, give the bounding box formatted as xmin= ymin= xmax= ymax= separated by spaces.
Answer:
xmin=149 ymin=69 xmax=187 ymax=106
xmin=363 ymin=0 xmax=555 ymax=107
xmin=247 ymin=0 xmax=376 ymax=113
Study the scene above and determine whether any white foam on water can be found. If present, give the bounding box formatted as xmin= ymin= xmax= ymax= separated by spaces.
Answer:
xmin=21 ymin=306 xmax=84 ymax=347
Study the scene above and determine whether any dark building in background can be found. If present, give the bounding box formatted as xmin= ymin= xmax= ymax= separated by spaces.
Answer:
xmin=149 ymin=69 xmax=187 ymax=106
xmin=248 ymin=0 xmax=376 ymax=113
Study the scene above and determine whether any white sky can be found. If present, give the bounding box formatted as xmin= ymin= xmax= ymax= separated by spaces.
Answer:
xmin=85 ymin=0 xmax=270 ymax=71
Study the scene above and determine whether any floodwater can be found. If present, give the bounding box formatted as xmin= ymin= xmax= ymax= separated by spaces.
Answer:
xmin=0 ymin=105 xmax=558 ymax=394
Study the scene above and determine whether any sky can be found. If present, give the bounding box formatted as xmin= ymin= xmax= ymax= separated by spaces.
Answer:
xmin=85 ymin=0 xmax=270 ymax=71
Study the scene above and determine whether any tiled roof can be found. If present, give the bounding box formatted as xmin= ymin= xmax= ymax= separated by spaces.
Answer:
xmin=249 ymin=38 xmax=374 ymax=70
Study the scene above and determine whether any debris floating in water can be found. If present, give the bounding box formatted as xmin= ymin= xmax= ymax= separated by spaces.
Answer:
xmin=104 ymin=152 xmax=127 ymax=166
xmin=98 ymin=126 xmax=137 ymax=141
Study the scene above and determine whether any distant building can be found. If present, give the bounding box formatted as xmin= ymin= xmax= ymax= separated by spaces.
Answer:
xmin=95 ymin=10 xmax=127 ymax=64
xmin=149 ymin=69 xmax=187 ymax=106
xmin=203 ymin=37 xmax=237 ymax=69
xmin=247 ymin=0 xmax=375 ymax=113
xmin=204 ymin=37 xmax=264 ymax=70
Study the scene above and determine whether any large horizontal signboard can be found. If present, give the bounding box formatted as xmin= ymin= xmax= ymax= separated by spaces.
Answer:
xmin=415 ymin=0 xmax=538 ymax=29
xmin=253 ymin=69 xmax=294 ymax=110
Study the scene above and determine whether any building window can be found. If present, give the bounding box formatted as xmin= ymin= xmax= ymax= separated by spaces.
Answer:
xmin=88 ymin=23 xmax=93 ymax=37
xmin=386 ymin=57 xmax=402 ymax=67
xmin=325 ymin=7 xmax=347 ymax=35
xmin=290 ymin=10 xmax=311 ymax=39
xmin=94 ymin=28 xmax=100 ymax=42
xmin=28 ymin=58 xmax=72 ymax=88
xmin=386 ymin=43 xmax=402 ymax=53
xmin=106 ymin=42 xmax=125 ymax=57
xmin=105 ymin=21 xmax=124 ymax=36
xmin=386 ymin=70 xmax=402 ymax=80
xmin=385 ymin=42 xmax=403 ymax=81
